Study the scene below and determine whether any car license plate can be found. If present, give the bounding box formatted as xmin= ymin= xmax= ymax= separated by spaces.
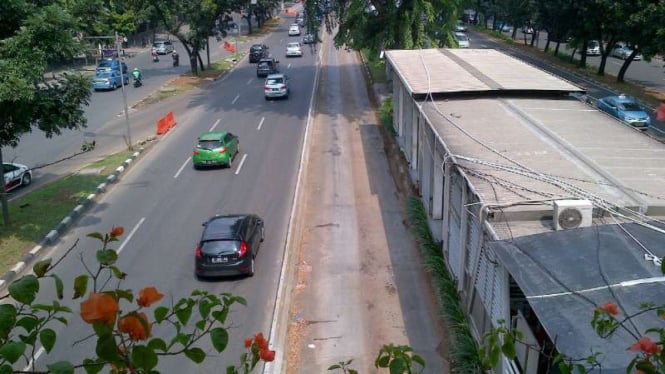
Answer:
xmin=211 ymin=256 xmax=228 ymax=264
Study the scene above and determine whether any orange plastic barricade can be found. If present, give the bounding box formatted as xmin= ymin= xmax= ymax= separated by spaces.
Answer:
xmin=156 ymin=112 xmax=177 ymax=135
xmin=165 ymin=111 xmax=176 ymax=129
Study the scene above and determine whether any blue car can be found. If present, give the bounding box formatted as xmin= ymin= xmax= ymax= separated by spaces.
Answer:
xmin=95 ymin=59 xmax=128 ymax=75
xmin=92 ymin=70 xmax=129 ymax=91
xmin=597 ymin=94 xmax=651 ymax=129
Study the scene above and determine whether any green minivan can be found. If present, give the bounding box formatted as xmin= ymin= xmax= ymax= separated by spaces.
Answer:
xmin=192 ymin=131 xmax=239 ymax=168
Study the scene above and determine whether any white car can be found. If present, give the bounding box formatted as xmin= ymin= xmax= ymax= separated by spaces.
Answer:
xmin=3 ymin=163 xmax=32 ymax=192
xmin=612 ymin=42 xmax=642 ymax=60
xmin=286 ymin=42 xmax=303 ymax=57
xmin=288 ymin=24 xmax=300 ymax=36
xmin=264 ymin=73 xmax=289 ymax=100
xmin=455 ymin=32 xmax=470 ymax=48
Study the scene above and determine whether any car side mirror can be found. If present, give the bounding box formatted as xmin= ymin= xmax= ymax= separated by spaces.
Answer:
xmin=202 ymin=222 xmax=208 ymax=227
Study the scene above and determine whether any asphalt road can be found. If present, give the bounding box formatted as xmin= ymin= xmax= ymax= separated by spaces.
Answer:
xmin=25 ymin=14 xmax=317 ymax=372
xmin=467 ymin=30 xmax=665 ymax=137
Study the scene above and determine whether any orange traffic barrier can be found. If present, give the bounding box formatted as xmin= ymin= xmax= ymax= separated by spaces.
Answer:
xmin=156 ymin=112 xmax=177 ymax=135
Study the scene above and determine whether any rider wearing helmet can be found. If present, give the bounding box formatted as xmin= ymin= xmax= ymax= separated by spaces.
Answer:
xmin=132 ymin=67 xmax=142 ymax=81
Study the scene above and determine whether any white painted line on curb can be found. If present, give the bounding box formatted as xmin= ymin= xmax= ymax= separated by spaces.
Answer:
xmin=29 ymin=245 xmax=43 ymax=256
xmin=247 ymin=78 xmax=253 ymax=85
xmin=23 ymin=346 xmax=45 ymax=371
xmin=174 ymin=157 xmax=191 ymax=179
xmin=234 ymin=154 xmax=247 ymax=175
xmin=232 ymin=94 xmax=240 ymax=104
xmin=209 ymin=119 xmax=220 ymax=132
xmin=11 ymin=262 xmax=26 ymax=274
xmin=117 ymin=217 xmax=146 ymax=255
xmin=258 ymin=117 xmax=265 ymax=130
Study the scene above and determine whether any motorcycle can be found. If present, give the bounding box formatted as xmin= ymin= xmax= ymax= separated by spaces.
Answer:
xmin=172 ymin=53 xmax=179 ymax=67
xmin=152 ymin=53 xmax=159 ymax=63
xmin=133 ymin=77 xmax=142 ymax=87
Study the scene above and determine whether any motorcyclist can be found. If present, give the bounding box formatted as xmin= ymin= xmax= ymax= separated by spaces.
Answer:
xmin=132 ymin=67 xmax=142 ymax=82
xmin=172 ymin=50 xmax=179 ymax=66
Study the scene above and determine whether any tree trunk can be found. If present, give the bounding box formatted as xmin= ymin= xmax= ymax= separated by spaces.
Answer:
xmin=0 ymin=149 xmax=9 ymax=225
xmin=544 ymin=38 xmax=551 ymax=53
xmin=189 ymin=53 xmax=198 ymax=75
xmin=206 ymin=38 xmax=211 ymax=68
xmin=554 ymin=42 xmax=561 ymax=57
xmin=197 ymin=52 xmax=204 ymax=71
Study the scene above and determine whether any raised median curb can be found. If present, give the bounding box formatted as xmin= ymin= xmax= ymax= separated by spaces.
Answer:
xmin=0 ymin=147 xmax=145 ymax=290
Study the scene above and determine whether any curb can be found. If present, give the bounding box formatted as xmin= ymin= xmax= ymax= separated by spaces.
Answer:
xmin=0 ymin=147 xmax=146 ymax=290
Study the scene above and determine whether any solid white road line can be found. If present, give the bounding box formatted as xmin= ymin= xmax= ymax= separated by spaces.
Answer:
xmin=23 ymin=346 xmax=45 ymax=371
xmin=258 ymin=117 xmax=265 ymax=130
xmin=174 ymin=157 xmax=191 ymax=179
xmin=232 ymin=94 xmax=240 ymax=104
xmin=117 ymin=217 xmax=146 ymax=254
xmin=234 ymin=154 xmax=247 ymax=175
xmin=247 ymin=78 xmax=253 ymax=85
xmin=287 ymin=63 xmax=292 ymax=69
xmin=209 ymin=119 xmax=220 ymax=131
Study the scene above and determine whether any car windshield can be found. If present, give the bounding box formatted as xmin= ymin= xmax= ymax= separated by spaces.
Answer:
xmin=456 ymin=35 xmax=469 ymax=42
xmin=589 ymin=41 xmax=599 ymax=48
xmin=251 ymin=45 xmax=262 ymax=51
xmin=153 ymin=42 xmax=164 ymax=47
xmin=266 ymin=78 xmax=284 ymax=84
xmin=200 ymin=240 xmax=238 ymax=255
xmin=97 ymin=72 xmax=113 ymax=78
xmin=198 ymin=140 xmax=222 ymax=149
xmin=620 ymin=102 xmax=642 ymax=111
xmin=287 ymin=43 xmax=300 ymax=48
xmin=258 ymin=62 xmax=271 ymax=68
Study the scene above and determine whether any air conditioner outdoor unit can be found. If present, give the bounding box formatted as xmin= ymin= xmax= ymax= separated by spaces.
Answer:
xmin=553 ymin=199 xmax=593 ymax=230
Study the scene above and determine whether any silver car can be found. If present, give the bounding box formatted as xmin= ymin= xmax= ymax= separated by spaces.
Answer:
xmin=286 ymin=42 xmax=303 ymax=57
xmin=3 ymin=163 xmax=32 ymax=192
xmin=152 ymin=40 xmax=174 ymax=54
xmin=264 ymin=74 xmax=289 ymax=100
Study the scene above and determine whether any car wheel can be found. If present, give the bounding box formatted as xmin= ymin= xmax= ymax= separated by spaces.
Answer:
xmin=284 ymin=93 xmax=289 ymax=100
xmin=112 ymin=83 xmax=117 ymax=90
xmin=236 ymin=143 xmax=240 ymax=157
xmin=265 ymin=96 xmax=269 ymax=101
xmin=21 ymin=173 xmax=31 ymax=186
xmin=247 ymin=257 xmax=255 ymax=277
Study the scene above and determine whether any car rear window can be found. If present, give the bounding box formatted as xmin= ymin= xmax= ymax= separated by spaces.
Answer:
xmin=198 ymin=140 xmax=222 ymax=149
xmin=251 ymin=45 xmax=262 ymax=51
xmin=288 ymin=43 xmax=300 ymax=48
xmin=266 ymin=78 xmax=284 ymax=84
xmin=258 ymin=62 xmax=271 ymax=68
xmin=200 ymin=240 xmax=238 ymax=255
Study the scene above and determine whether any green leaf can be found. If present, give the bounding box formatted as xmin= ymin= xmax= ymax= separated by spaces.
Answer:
xmin=33 ymin=259 xmax=52 ymax=277
xmin=8 ymin=275 xmax=40 ymax=304
xmin=376 ymin=354 xmax=390 ymax=367
xmin=40 ymin=328 xmax=57 ymax=353
xmin=349 ymin=370 xmax=359 ymax=374
xmin=184 ymin=347 xmax=206 ymax=363
xmin=0 ymin=341 xmax=27 ymax=363
xmin=52 ymin=274 xmax=64 ymax=300
xmin=82 ymin=358 xmax=104 ymax=374
xmin=411 ymin=354 xmax=426 ymax=368
xmin=0 ymin=364 xmax=13 ymax=374
xmin=226 ymin=366 xmax=238 ymax=374
xmin=96 ymin=249 xmax=118 ymax=266
xmin=0 ymin=305 xmax=17 ymax=339
xmin=96 ymin=334 xmax=120 ymax=362
xmin=195 ymin=320 xmax=206 ymax=330
xmin=115 ymin=289 xmax=133 ymax=303
xmin=501 ymin=334 xmax=516 ymax=359
xmin=16 ymin=316 xmax=39 ymax=332
xmin=46 ymin=361 xmax=75 ymax=374
xmin=210 ymin=328 xmax=229 ymax=352
xmin=132 ymin=345 xmax=158 ymax=371
xmin=328 ymin=364 xmax=341 ymax=370
xmin=87 ymin=232 xmax=104 ymax=241
xmin=198 ymin=300 xmax=212 ymax=319
xmin=212 ymin=307 xmax=229 ymax=323
xmin=19 ymin=332 xmax=37 ymax=345
xmin=154 ymin=306 xmax=169 ymax=323
xmin=54 ymin=316 xmax=69 ymax=325
xmin=661 ymin=256 xmax=665 ymax=275
xmin=176 ymin=305 xmax=193 ymax=325
xmin=73 ymin=275 xmax=89 ymax=299
xmin=109 ymin=266 xmax=126 ymax=280
xmin=388 ymin=357 xmax=406 ymax=374
xmin=147 ymin=338 xmax=167 ymax=352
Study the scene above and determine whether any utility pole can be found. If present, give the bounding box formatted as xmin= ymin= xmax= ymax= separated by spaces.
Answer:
xmin=116 ymin=31 xmax=133 ymax=151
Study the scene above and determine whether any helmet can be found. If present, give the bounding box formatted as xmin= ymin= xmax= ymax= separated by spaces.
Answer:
xmin=133 ymin=67 xmax=139 ymax=71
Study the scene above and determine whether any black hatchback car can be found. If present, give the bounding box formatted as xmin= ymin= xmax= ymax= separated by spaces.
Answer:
xmin=195 ymin=214 xmax=264 ymax=278
xmin=256 ymin=57 xmax=279 ymax=78
xmin=249 ymin=44 xmax=269 ymax=63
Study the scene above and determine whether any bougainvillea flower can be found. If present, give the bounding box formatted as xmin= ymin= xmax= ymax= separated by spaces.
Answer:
xmin=80 ymin=293 xmax=119 ymax=325
xmin=110 ymin=226 xmax=124 ymax=237
xmin=244 ymin=338 xmax=253 ymax=348
xmin=259 ymin=349 xmax=276 ymax=362
xmin=597 ymin=302 xmax=619 ymax=316
xmin=137 ymin=286 xmax=164 ymax=307
xmin=118 ymin=312 xmax=151 ymax=341
xmin=629 ymin=336 xmax=662 ymax=355
xmin=254 ymin=333 xmax=269 ymax=350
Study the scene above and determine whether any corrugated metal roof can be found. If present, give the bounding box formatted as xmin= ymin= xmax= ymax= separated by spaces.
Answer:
xmin=385 ymin=48 xmax=584 ymax=95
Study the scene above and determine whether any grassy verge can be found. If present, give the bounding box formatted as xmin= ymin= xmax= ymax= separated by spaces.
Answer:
xmin=0 ymin=149 xmax=134 ymax=274
xmin=361 ymin=49 xmax=388 ymax=83
xmin=407 ymin=196 xmax=483 ymax=373
xmin=379 ymin=97 xmax=396 ymax=137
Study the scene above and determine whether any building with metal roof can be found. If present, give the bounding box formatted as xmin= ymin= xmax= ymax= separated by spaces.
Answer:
xmin=384 ymin=48 xmax=665 ymax=373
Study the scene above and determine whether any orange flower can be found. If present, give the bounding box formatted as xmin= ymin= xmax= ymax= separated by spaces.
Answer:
xmin=259 ymin=348 xmax=276 ymax=362
xmin=80 ymin=293 xmax=118 ymax=325
xmin=118 ymin=312 xmax=151 ymax=341
xmin=254 ymin=333 xmax=269 ymax=350
xmin=596 ymin=302 xmax=619 ymax=316
xmin=244 ymin=337 xmax=253 ymax=348
xmin=110 ymin=226 xmax=124 ymax=237
xmin=137 ymin=286 xmax=163 ymax=307
xmin=630 ymin=336 xmax=662 ymax=355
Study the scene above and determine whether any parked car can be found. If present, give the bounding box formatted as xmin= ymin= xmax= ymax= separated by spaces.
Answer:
xmin=92 ymin=70 xmax=129 ymax=91
xmin=296 ymin=16 xmax=305 ymax=26
xmin=264 ymin=73 xmax=289 ymax=100
xmin=285 ymin=42 xmax=303 ymax=57
xmin=497 ymin=23 xmax=513 ymax=33
xmin=249 ymin=44 xmax=269 ymax=63
xmin=586 ymin=40 xmax=601 ymax=56
xmin=612 ymin=42 xmax=642 ymax=60
xmin=455 ymin=32 xmax=470 ymax=48
xmin=303 ymin=34 xmax=316 ymax=44
xmin=597 ymin=94 xmax=651 ymax=129
xmin=194 ymin=214 xmax=265 ymax=277
xmin=152 ymin=40 xmax=174 ymax=54
xmin=192 ymin=131 xmax=240 ymax=168
xmin=3 ymin=163 xmax=32 ymax=192
xmin=288 ymin=24 xmax=301 ymax=36
xmin=521 ymin=25 xmax=534 ymax=34
xmin=95 ymin=59 xmax=128 ymax=75
xmin=455 ymin=20 xmax=468 ymax=33
xmin=256 ymin=57 xmax=279 ymax=78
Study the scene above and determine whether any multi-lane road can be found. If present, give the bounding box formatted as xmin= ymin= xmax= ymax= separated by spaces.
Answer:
xmin=27 ymin=16 xmax=319 ymax=372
